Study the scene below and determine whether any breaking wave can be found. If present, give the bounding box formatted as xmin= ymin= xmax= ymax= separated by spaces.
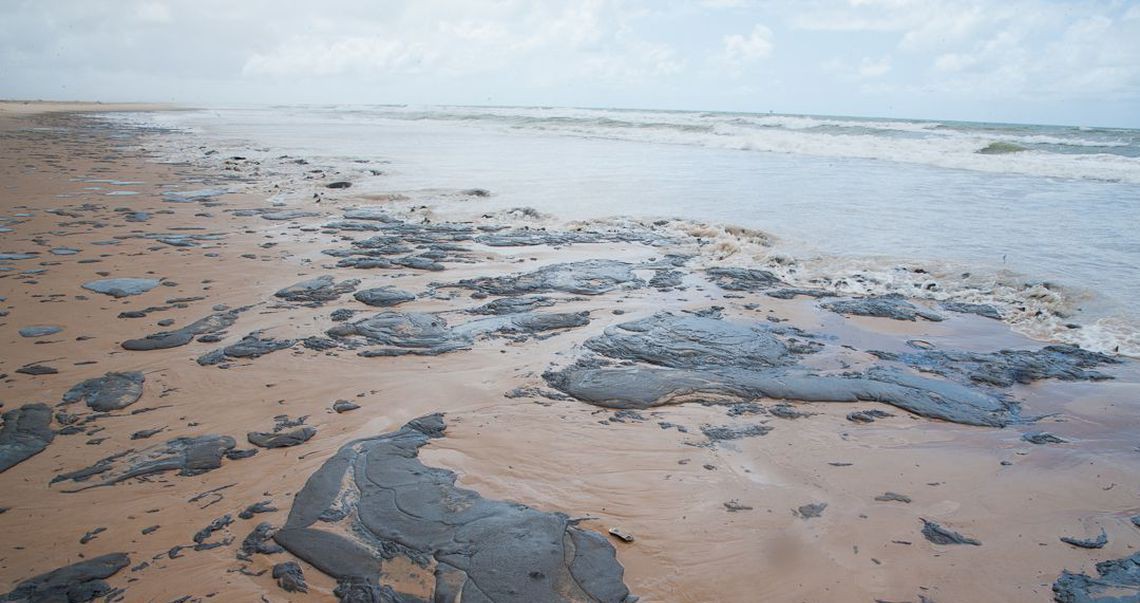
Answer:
xmin=333 ymin=105 xmax=1140 ymax=183
xmin=977 ymin=141 xmax=1028 ymax=155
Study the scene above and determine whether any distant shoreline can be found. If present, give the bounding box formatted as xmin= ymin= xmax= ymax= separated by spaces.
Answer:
xmin=0 ymin=100 xmax=178 ymax=115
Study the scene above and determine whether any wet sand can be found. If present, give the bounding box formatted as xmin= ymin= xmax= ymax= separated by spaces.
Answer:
xmin=1 ymin=107 xmax=1138 ymax=602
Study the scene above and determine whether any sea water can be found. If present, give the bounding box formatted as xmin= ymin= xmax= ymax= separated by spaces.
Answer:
xmin=113 ymin=105 xmax=1140 ymax=355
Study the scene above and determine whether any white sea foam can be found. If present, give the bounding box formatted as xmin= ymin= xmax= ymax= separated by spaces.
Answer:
xmin=110 ymin=106 xmax=1140 ymax=182
xmin=998 ymin=134 xmax=1130 ymax=148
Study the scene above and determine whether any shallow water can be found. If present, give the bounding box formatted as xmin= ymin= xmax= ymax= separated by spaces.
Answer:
xmin=117 ymin=107 xmax=1140 ymax=353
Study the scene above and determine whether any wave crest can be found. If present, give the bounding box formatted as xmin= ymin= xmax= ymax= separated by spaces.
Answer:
xmin=978 ymin=141 xmax=1028 ymax=155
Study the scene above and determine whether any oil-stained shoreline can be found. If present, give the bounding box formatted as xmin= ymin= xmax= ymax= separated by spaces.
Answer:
xmin=1 ymin=105 xmax=1139 ymax=602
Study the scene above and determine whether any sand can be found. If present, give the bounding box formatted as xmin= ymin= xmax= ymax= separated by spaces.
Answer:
xmin=0 ymin=100 xmax=175 ymax=116
xmin=0 ymin=105 xmax=1138 ymax=602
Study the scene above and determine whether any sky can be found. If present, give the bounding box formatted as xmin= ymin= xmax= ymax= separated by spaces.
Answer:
xmin=2 ymin=0 xmax=1139 ymax=127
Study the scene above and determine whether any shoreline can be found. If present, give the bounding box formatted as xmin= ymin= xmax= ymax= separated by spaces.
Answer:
xmin=129 ymin=105 xmax=1140 ymax=358
xmin=0 ymin=100 xmax=178 ymax=115
xmin=1 ymin=109 xmax=1138 ymax=602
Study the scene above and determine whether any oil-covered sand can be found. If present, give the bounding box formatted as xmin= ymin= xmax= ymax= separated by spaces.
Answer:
xmin=1 ymin=105 xmax=1139 ymax=602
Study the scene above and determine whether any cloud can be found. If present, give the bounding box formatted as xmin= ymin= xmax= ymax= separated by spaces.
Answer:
xmin=0 ymin=0 xmax=1137 ymax=124
xmin=822 ymin=54 xmax=892 ymax=82
xmin=908 ymin=8 xmax=1140 ymax=102
xmin=858 ymin=56 xmax=891 ymax=78
xmin=573 ymin=40 xmax=685 ymax=83
xmin=239 ymin=0 xmax=682 ymax=86
xmin=700 ymin=0 xmax=750 ymax=7
xmin=135 ymin=2 xmax=172 ymax=24
xmin=791 ymin=0 xmax=1005 ymax=42
xmin=243 ymin=37 xmax=436 ymax=77
xmin=934 ymin=53 xmax=975 ymax=72
xmin=797 ymin=0 xmax=1140 ymax=109
xmin=720 ymin=24 xmax=773 ymax=67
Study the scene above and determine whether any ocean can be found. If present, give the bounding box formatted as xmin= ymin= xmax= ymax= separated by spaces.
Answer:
xmin=111 ymin=105 xmax=1140 ymax=355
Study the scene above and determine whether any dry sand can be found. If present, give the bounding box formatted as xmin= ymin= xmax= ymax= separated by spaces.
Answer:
xmin=0 ymin=106 xmax=1138 ymax=602
xmin=0 ymin=100 xmax=175 ymax=117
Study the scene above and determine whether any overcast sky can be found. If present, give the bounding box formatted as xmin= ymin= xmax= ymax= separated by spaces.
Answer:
xmin=2 ymin=0 xmax=1138 ymax=127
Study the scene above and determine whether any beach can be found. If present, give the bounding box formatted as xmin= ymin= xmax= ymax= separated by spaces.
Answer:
xmin=2 ymin=104 xmax=1139 ymax=602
